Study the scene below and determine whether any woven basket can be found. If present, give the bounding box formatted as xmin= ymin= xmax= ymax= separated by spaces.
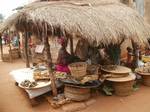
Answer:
xmin=113 ymin=80 xmax=134 ymax=96
xmin=2 ymin=54 xmax=10 ymax=62
xmin=9 ymin=49 xmax=20 ymax=59
xmin=135 ymin=67 xmax=150 ymax=86
xmin=142 ymin=75 xmax=150 ymax=86
xmin=64 ymin=85 xmax=91 ymax=101
xmin=68 ymin=62 xmax=87 ymax=79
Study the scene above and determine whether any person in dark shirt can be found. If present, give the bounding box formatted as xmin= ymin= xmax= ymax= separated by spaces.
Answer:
xmin=126 ymin=47 xmax=133 ymax=67
xmin=106 ymin=38 xmax=125 ymax=65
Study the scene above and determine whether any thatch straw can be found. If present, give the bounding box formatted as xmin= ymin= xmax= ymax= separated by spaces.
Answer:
xmin=0 ymin=0 xmax=150 ymax=46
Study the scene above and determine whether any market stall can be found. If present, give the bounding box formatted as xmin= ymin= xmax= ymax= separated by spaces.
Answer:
xmin=0 ymin=0 xmax=150 ymax=107
xmin=0 ymin=31 xmax=21 ymax=62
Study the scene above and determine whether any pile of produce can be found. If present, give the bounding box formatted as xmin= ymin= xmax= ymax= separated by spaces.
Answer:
xmin=136 ymin=67 xmax=150 ymax=73
xmin=54 ymin=72 xmax=67 ymax=79
xmin=33 ymin=70 xmax=50 ymax=80
xmin=20 ymin=80 xmax=37 ymax=88
xmin=101 ymin=65 xmax=117 ymax=71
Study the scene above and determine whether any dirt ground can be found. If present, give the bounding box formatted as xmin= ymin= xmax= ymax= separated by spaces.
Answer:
xmin=1 ymin=58 xmax=150 ymax=112
xmin=1 ymin=1 xmax=150 ymax=111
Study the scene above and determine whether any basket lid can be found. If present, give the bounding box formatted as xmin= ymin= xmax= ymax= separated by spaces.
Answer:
xmin=101 ymin=65 xmax=131 ymax=74
xmin=106 ymin=73 xmax=136 ymax=82
xmin=135 ymin=67 xmax=150 ymax=76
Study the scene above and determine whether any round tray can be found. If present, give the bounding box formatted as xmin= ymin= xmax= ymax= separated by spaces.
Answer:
xmin=19 ymin=80 xmax=51 ymax=90
xmin=106 ymin=73 xmax=136 ymax=82
xmin=101 ymin=65 xmax=131 ymax=74
xmin=135 ymin=67 xmax=150 ymax=76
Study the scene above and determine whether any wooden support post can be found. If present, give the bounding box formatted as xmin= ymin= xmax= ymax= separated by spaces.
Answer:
xmin=24 ymin=32 xmax=30 ymax=68
xmin=70 ymin=37 xmax=74 ymax=55
xmin=43 ymin=23 xmax=57 ymax=96
xmin=17 ymin=32 xmax=21 ymax=58
xmin=0 ymin=34 xmax=3 ymax=60
xmin=8 ymin=43 xmax=12 ymax=62
xmin=8 ymin=30 xmax=13 ymax=62
xmin=128 ymin=0 xmax=133 ymax=7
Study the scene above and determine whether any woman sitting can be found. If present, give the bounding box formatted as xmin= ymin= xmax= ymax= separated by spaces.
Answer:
xmin=56 ymin=37 xmax=71 ymax=73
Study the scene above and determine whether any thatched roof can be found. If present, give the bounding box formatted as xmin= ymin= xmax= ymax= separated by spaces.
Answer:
xmin=0 ymin=0 xmax=150 ymax=46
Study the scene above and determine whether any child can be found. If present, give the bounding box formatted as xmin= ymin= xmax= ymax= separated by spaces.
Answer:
xmin=126 ymin=47 xmax=133 ymax=67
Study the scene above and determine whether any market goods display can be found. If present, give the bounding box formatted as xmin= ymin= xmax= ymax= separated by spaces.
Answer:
xmin=20 ymin=80 xmax=38 ymax=88
xmin=54 ymin=71 xmax=67 ymax=79
xmin=135 ymin=67 xmax=150 ymax=75
xmin=19 ymin=79 xmax=51 ymax=89
xmin=101 ymin=65 xmax=131 ymax=74
xmin=142 ymin=55 xmax=150 ymax=63
xmin=135 ymin=67 xmax=150 ymax=86
xmin=106 ymin=73 xmax=136 ymax=96
xmin=102 ymin=65 xmax=117 ymax=71
xmin=86 ymin=64 xmax=100 ymax=75
xmin=80 ymin=75 xmax=99 ymax=84
xmin=33 ymin=70 xmax=50 ymax=80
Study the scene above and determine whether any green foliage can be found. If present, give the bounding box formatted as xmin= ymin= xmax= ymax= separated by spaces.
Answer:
xmin=102 ymin=85 xmax=114 ymax=96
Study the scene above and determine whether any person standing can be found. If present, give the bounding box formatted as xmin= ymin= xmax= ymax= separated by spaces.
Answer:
xmin=12 ymin=33 xmax=19 ymax=47
xmin=106 ymin=39 xmax=125 ymax=65
xmin=131 ymin=39 xmax=144 ymax=68
xmin=126 ymin=47 xmax=133 ymax=67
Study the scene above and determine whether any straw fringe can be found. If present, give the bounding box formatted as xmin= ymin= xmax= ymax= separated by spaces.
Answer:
xmin=0 ymin=0 xmax=150 ymax=45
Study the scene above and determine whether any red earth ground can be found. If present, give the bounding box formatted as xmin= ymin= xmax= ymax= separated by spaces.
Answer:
xmin=1 ymin=0 xmax=150 ymax=111
xmin=1 ymin=58 xmax=150 ymax=112
xmin=1 ymin=44 xmax=150 ymax=112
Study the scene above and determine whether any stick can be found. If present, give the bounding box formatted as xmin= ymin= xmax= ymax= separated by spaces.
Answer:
xmin=24 ymin=31 xmax=30 ymax=67
xmin=43 ymin=22 xmax=57 ymax=96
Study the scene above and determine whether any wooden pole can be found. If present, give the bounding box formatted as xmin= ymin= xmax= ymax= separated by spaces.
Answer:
xmin=70 ymin=37 xmax=74 ymax=55
xmin=43 ymin=22 xmax=57 ymax=96
xmin=24 ymin=32 xmax=30 ymax=67
xmin=128 ymin=0 xmax=133 ymax=7
xmin=8 ymin=30 xmax=13 ymax=62
xmin=0 ymin=34 xmax=3 ymax=60
xmin=17 ymin=32 xmax=21 ymax=58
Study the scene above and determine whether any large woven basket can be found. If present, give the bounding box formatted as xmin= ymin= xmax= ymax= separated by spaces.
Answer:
xmin=2 ymin=54 xmax=10 ymax=62
xmin=135 ymin=67 xmax=150 ymax=86
xmin=68 ymin=62 xmax=87 ymax=79
xmin=64 ymin=85 xmax=91 ymax=101
xmin=113 ymin=80 xmax=134 ymax=96
xmin=9 ymin=48 xmax=20 ymax=59
xmin=142 ymin=75 xmax=150 ymax=86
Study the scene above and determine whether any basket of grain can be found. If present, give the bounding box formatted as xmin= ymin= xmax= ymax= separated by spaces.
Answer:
xmin=107 ymin=73 xmax=136 ymax=96
xmin=64 ymin=85 xmax=91 ymax=101
xmin=68 ymin=62 xmax=87 ymax=79
xmin=135 ymin=67 xmax=150 ymax=86
xmin=9 ymin=48 xmax=20 ymax=59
